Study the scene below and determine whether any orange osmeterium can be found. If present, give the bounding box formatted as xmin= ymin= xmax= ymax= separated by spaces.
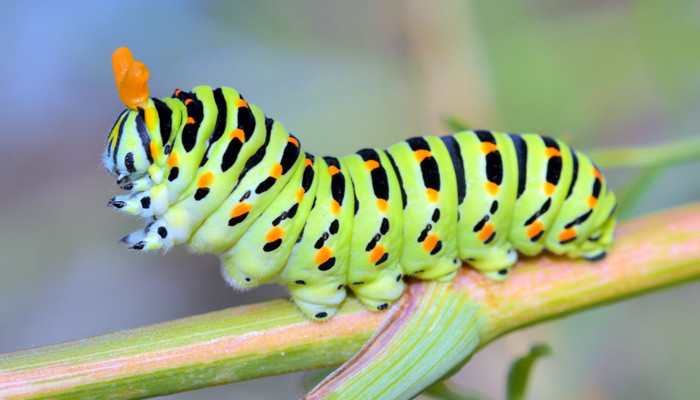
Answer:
xmin=112 ymin=47 xmax=150 ymax=110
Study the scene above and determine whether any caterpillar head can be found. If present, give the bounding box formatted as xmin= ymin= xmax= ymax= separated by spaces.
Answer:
xmin=103 ymin=47 xmax=154 ymax=183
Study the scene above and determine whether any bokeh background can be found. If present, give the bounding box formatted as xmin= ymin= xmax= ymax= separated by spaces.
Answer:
xmin=1 ymin=1 xmax=699 ymax=399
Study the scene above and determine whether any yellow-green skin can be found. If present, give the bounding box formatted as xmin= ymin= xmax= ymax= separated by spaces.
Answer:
xmin=104 ymin=86 xmax=617 ymax=320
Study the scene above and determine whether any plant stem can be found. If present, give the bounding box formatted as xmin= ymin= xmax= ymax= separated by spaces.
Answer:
xmin=1 ymin=203 xmax=699 ymax=400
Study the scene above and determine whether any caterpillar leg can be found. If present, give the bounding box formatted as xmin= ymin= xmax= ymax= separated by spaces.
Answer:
xmin=288 ymin=282 xmax=347 ymax=320
xmin=350 ymin=265 xmax=406 ymax=311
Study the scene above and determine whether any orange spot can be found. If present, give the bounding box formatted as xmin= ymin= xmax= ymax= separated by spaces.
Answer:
xmin=186 ymin=116 xmax=195 ymax=125
xmin=174 ymin=89 xmax=182 ymax=96
xmin=270 ymin=163 xmax=283 ymax=179
xmin=314 ymin=246 xmax=333 ymax=264
xmin=365 ymin=160 xmax=380 ymax=171
xmin=592 ymin=168 xmax=602 ymax=179
xmin=545 ymin=147 xmax=561 ymax=158
xmin=229 ymin=128 xmax=245 ymax=142
xmin=426 ymin=188 xmax=439 ymax=202
xmin=485 ymin=181 xmax=500 ymax=195
xmin=414 ymin=149 xmax=432 ymax=162
xmin=376 ymin=199 xmax=388 ymax=212
xmin=588 ymin=195 xmax=598 ymax=208
xmin=296 ymin=188 xmax=305 ymax=201
xmin=329 ymin=165 xmax=340 ymax=176
xmin=197 ymin=171 xmax=214 ymax=188
xmin=230 ymin=202 xmax=252 ymax=218
xmin=288 ymin=137 xmax=299 ymax=147
xmin=423 ymin=234 xmax=439 ymax=252
xmin=184 ymin=98 xmax=193 ymax=105
xmin=167 ymin=152 xmax=179 ymax=167
xmin=149 ymin=142 xmax=158 ymax=158
xmin=480 ymin=142 xmax=498 ymax=154
xmin=236 ymin=98 xmax=248 ymax=108
xmin=265 ymin=226 xmax=285 ymax=242
xmin=304 ymin=158 xmax=313 ymax=167
xmin=369 ymin=245 xmax=385 ymax=264
xmin=527 ymin=221 xmax=543 ymax=238
xmin=330 ymin=200 xmax=340 ymax=214
xmin=478 ymin=223 xmax=494 ymax=242
xmin=543 ymin=182 xmax=556 ymax=196
xmin=559 ymin=228 xmax=577 ymax=242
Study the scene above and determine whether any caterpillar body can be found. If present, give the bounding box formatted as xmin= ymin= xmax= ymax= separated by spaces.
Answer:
xmin=105 ymin=48 xmax=616 ymax=320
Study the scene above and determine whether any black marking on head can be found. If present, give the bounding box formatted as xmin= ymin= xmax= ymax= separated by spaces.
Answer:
xmin=318 ymin=257 xmax=336 ymax=271
xmin=384 ymin=151 xmax=407 ymax=209
xmin=135 ymin=109 xmax=153 ymax=163
xmin=375 ymin=252 xmax=389 ymax=265
xmin=263 ymin=239 xmax=282 ymax=252
xmin=441 ymin=135 xmax=466 ymax=204
xmin=124 ymin=152 xmax=136 ymax=173
xmin=140 ymin=197 xmax=151 ymax=209
xmin=168 ymin=167 xmax=179 ymax=181
xmin=194 ymin=188 xmax=210 ymax=200
xmin=108 ymin=110 xmax=128 ymax=163
xmin=509 ymin=134 xmax=528 ymax=199
xmin=524 ymin=198 xmax=552 ymax=226
xmin=380 ymin=218 xmax=390 ymax=235
xmin=377 ymin=303 xmax=388 ymax=311
xmin=329 ymin=219 xmax=339 ymax=235
xmin=152 ymin=98 xmax=173 ymax=145
xmin=432 ymin=209 xmax=440 ymax=222
xmin=157 ymin=227 xmax=167 ymax=238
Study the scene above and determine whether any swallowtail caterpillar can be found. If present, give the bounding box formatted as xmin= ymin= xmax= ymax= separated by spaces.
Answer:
xmin=104 ymin=47 xmax=616 ymax=320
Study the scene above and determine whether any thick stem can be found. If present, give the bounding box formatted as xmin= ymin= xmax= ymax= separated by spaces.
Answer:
xmin=1 ymin=204 xmax=699 ymax=400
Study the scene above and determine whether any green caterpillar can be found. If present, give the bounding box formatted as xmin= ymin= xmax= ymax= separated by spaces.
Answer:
xmin=105 ymin=47 xmax=617 ymax=320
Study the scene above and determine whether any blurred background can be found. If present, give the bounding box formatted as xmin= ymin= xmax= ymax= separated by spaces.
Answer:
xmin=1 ymin=1 xmax=698 ymax=399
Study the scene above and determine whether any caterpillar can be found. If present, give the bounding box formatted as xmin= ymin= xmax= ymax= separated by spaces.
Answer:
xmin=104 ymin=47 xmax=617 ymax=320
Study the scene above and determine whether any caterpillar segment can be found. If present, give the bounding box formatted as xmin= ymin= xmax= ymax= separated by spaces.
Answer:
xmin=104 ymin=47 xmax=617 ymax=320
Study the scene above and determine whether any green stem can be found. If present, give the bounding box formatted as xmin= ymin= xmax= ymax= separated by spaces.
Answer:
xmin=1 ymin=204 xmax=699 ymax=400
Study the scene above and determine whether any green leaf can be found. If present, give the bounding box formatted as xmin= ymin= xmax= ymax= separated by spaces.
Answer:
xmin=506 ymin=344 xmax=552 ymax=400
